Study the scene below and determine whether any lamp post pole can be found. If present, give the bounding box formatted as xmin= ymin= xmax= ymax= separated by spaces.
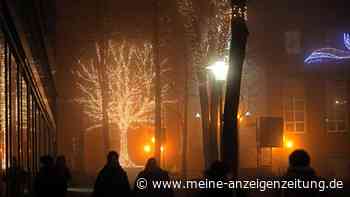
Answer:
xmin=207 ymin=61 xmax=228 ymax=162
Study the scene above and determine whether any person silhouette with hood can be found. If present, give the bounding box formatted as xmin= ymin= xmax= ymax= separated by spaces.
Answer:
xmin=134 ymin=158 xmax=173 ymax=197
xmin=93 ymin=151 xmax=131 ymax=197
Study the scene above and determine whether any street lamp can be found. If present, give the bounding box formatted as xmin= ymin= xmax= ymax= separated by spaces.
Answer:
xmin=206 ymin=61 xmax=229 ymax=81
xmin=206 ymin=60 xmax=229 ymax=161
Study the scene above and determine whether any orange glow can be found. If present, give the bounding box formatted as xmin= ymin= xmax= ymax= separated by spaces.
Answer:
xmin=151 ymin=137 xmax=155 ymax=144
xmin=160 ymin=145 xmax=164 ymax=152
xmin=237 ymin=114 xmax=243 ymax=122
xmin=143 ymin=145 xmax=151 ymax=153
xmin=285 ymin=140 xmax=293 ymax=148
xmin=283 ymin=136 xmax=294 ymax=149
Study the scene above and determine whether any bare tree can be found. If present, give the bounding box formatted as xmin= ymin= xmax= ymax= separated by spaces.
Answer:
xmin=74 ymin=40 xmax=168 ymax=167
xmin=176 ymin=0 xmax=231 ymax=169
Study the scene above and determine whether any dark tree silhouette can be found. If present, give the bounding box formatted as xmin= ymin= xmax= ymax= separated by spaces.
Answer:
xmin=222 ymin=0 xmax=249 ymax=176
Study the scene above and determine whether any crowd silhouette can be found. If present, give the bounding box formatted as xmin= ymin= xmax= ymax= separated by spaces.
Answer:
xmin=1 ymin=155 xmax=71 ymax=197
xmin=0 ymin=149 xmax=328 ymax=197
xmin=89 ymin=149 xmax=323 ymax=197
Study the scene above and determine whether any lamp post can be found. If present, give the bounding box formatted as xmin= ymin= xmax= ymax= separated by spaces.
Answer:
xmin=206 ymin=61 xmax=229 ymax=81
xmin=207 ymin=61 xmax=228 ymax=162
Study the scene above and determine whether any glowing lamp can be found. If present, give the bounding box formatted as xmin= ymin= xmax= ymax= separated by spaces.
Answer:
xmin=160 ymin=145 xmax=164 ymax=153
xmin=245 ymin=111 xmax=252 ymax=117
xmin=151 ymin=137 xmax=155 ymax=144
xmin=283 ymin=137 xmax=294 ymax=149
xmin=143 ymin=145 xmax=151 ymax=153
xmin=237 ymin=114 xmax=243 ymax=122
xmin=206 ymin=61 xmax=229 ymax=81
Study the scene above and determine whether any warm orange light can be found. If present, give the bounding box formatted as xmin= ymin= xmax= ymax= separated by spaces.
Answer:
xmin=237 ymin=114 xmax=243 ymax=122
xmin=283 ymin=136 xmax=294 ymax=149
xmin=160 ymin=145 xmax=164 ymax=152
xmin=143 ymin=145 xmax=151 ymax=153
xmin=285 ymin=140 xmax=293 ymax=148
xmin=151 ymin=137 xmax=155 ymax=144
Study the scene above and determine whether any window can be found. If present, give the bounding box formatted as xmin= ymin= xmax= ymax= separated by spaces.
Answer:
xmin=326 ymin=80 xmax=348 ymax=133
xmin=285 ymin=31 xmax=301 ymax=55
xmin=284 ymin=97 xmax=306 ymax=133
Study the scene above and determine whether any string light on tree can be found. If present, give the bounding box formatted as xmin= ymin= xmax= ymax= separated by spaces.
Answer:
xmin=74 ymin=40 xmax=170 ymax=168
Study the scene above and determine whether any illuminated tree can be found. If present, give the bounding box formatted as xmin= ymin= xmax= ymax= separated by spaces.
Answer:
xmin=0 ymin=44 xmax=5 ymax=169
xmin=74 ymin=40 xmax=168 ymax=167
xmin=176 ymin=0 xmax=231 ymax=169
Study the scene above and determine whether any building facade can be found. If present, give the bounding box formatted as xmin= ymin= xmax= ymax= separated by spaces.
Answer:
xmin=0 ymin=0 xmax=57 ymax=193
xmin=247 ymin=0 xmax=350 ymax=179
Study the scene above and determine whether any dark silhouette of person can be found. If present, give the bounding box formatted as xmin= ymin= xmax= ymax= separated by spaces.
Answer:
xmin=134 ymin=158 xmax=173 ymax=197
xmin=34 ymin=155 xmax=57 ymax=197
xmin=3 ymin=157 xmax=27 ymax=197
xmin=55 ymin=155 xmax=72 ymax=197
xmin=283 ymin=149 xmax=321 ymax=197
xmin=92 ymin=151 xmax=130 ymax=197
xmin=199 ymin=160 xmax=234 ymax=197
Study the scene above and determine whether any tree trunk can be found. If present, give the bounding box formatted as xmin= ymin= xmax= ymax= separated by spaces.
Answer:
xmin=209 ymin=78 xmax=219 ymax=162
xmin=198 ymin=79 xmax=211 ymax=170
xmin=182 ymin=55 xmax=189 ymax=177
xmin=153 ymin=0 xmax=162 ymax=164
xmin=97 ymin=47 xmax=110 ymax=156
xmin=119 ymin=129 xmax=136 ymax=167
xmin=222 ymin=0 xmax=249 ymax=177
xmin=96 ymin=0 xmax=110 ymax=156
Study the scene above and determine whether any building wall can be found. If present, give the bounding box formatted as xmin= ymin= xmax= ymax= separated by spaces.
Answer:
xmin=246 ymin=0 xmax=350 ymax=179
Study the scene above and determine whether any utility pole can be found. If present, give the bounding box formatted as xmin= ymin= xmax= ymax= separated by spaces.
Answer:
xmin=154 ymin=0 xmax=162 ymax=164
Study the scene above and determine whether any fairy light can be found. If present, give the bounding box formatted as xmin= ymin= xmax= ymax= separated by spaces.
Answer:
xmin=176 ymin=0 xmax=232 ymax=71
xmin=0 ymin=47 xmax=5 ymax=170
xmin=344 ymin=33 xmax=350 ymax=50
xmin=74 ymin=40 xmax=170 ymax=168
xmin=305 ymin=33 xmax=350 ymax=64
xmin=0 ymin=45 xmax=29 ymax=170
xmin=231 ymin=5 xmax=248 ymax=20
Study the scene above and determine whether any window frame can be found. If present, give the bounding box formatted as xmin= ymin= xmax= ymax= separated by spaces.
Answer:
xmin=283 ymin=96 xmax=306 ymax=133
xmin=326 ymin=80 xmax=348 ymax=133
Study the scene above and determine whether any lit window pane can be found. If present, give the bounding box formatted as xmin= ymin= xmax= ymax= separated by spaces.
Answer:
xmin=295 ymin=112 xmax=304 ymax=121
xmin=335 ymin=110 xmax=346 ymax=121
xmin=285 ymin=112 xmax=294 ymax=121
xmin=285 ymin=123 xmax=294 ymax=132
xmin=285 ymin=99 xmax=293 ymax=110
xmin=327 ymin=80 xmax=348 ymax=132
xmin=295 ymin=123 xmax=304 ymax=132
xmin=338 ymin=121 xmax=346 ymax=131
xmin=294 ymin=100 xmax=304 ymax=111
xmin=327 ymin=122 xmax=336 ymax=131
